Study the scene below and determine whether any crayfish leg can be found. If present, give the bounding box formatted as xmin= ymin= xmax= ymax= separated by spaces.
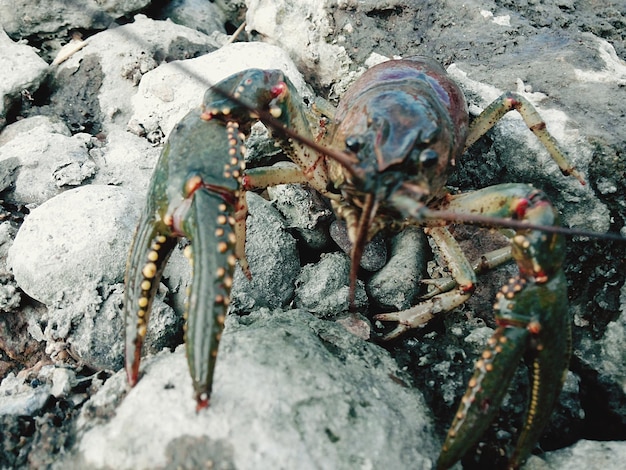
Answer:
xmin=464 ymin=91 xmax=585 ymax=185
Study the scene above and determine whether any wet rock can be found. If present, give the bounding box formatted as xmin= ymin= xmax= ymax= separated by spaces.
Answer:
xmin=66 ymin=309 xmax=437 ymax=469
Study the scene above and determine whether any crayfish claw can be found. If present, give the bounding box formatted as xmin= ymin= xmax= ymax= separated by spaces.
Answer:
xmin=374 ymin=301 xmax=436 ymax=340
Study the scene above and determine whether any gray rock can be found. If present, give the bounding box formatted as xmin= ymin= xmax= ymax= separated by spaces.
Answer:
xmin=329 ymin=220 xmax=388 ymax=272
xmin=157 ymin=0 xmax=227 ymax=36
xmin=88 ymin=128 xmax=161 ymax=193
xmin=128 ymin=41 xmax=313 ymax=139
xmin=46 ymin=15 xmax=223 ymax=133
xmin=367 ymin=227 xmax=427 ymax=310
xmin=0 ymin=29 xmax=48 ymax=129
xmin=0 ymin=0 xmax=152 ymax=38
xmin=68 ymin=309 xmax=437 ymax=469
xmin=537 ymin=439 xmax=626 ymax=470
xmin=268 ymin=183 xmax=333 ymax=250
xmin=244 ymin=0 xmax=352 ymax=88
xmin=0 ymin=370 xmax=52 ymax=416
xmin=0 ymin=115 xmax=70 ymax=146
xmin=295 ymin=251 xmax=368 ymax=317
xmin=446 ymin=63 xmax=610 ymax=234
xmin=0 ymin=124 xmax=93 ymax=205
xmin=230 ymin=192 xmax=300 ymax=313
xmin=5 ymin=185 xmax=183 ymax=371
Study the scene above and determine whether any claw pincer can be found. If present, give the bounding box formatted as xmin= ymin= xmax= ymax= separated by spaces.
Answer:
xmin=438 ymin=188 xmax=570 ymax=469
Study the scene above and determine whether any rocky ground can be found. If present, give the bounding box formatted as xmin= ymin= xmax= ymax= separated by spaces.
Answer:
xmin=0 ymin=0 xmax=625 ymax=469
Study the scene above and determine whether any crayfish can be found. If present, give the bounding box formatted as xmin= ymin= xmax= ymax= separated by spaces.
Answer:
xmin=124 ymin=57 xmax=586 ymax=469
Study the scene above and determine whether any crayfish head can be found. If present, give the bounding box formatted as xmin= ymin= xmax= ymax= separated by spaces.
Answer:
xmin=331 ymin=90 xmax=455 ymax=210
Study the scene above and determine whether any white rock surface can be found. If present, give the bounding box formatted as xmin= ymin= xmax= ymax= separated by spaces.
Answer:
xmin=0 ymin=29 xmax=48 ymax=127
xmin=8 ymin=185 xmax=140 ymax=305
xmin=129 ymin=41 xmax=312 ymax=138
xmin=245 ymin=0 xmax=351 ymax=88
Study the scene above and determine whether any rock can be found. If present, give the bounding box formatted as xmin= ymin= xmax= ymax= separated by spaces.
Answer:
xmin=67 ymin=309 xmax=437 ymax=469
xmin=42 ymin=15 xmax=223 ymax=133
xmin=0 ymin=3 xmax=625 ymax=469
xmin=329 ymin=220 xmax=388 ymax=272
xmin=229 ymin=192 xmax=300 ymax=313
xmin=294 ymin=251 xmax=368 ymax=317
xmin=538 ymin=439 xmax=626 ymax=470
xmin=156 ymin=0 xmax=228 ymax=36
xmin=88 ymin=128 xmax=161 ymax=193
xmin=0 ymin=123 xmax=94 ymax=205
xmin=245 ymin=0 xmax=351 ymax=88
xmin=8 ymin=185 xmax=140 ymax=305
xmin=128 ymin=41 xmax=313 ymax=139
xmin=0 ymin=115 xmax=70 ymax=146
xmin=446 ymin=62 xmax=610 ymax=234
xmin=268 ymin=183 xmax=333 ymax=250
xmin=367 ymin=227 xmax=427 ymax=310
xmin=6 ymin=185 xmax=182 ymax=371
xmin=0 ymin=0 xmax=152 ymax=38
xmin=0 ymin=29 xmax=48 ymax=130
xmin=0 ymin=370 xmax=52 ymax=416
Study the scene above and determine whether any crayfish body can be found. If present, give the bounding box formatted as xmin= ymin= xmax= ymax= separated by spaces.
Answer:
xmin=124 ymin=57 xmax=581 ymax=468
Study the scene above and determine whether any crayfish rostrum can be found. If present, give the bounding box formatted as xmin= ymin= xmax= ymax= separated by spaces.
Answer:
xmin=124 ymin=57 xmax=583 ymax=469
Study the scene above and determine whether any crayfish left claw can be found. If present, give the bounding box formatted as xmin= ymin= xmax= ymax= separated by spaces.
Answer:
xmin=124 ymin=103 xmax=246 ymax=408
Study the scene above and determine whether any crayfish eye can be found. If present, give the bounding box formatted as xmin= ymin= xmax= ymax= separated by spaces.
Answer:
xmin=345 ymin=135 xmax=363 ymax=153
xmin=419 ymin=149 xmax=439 ymax=168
